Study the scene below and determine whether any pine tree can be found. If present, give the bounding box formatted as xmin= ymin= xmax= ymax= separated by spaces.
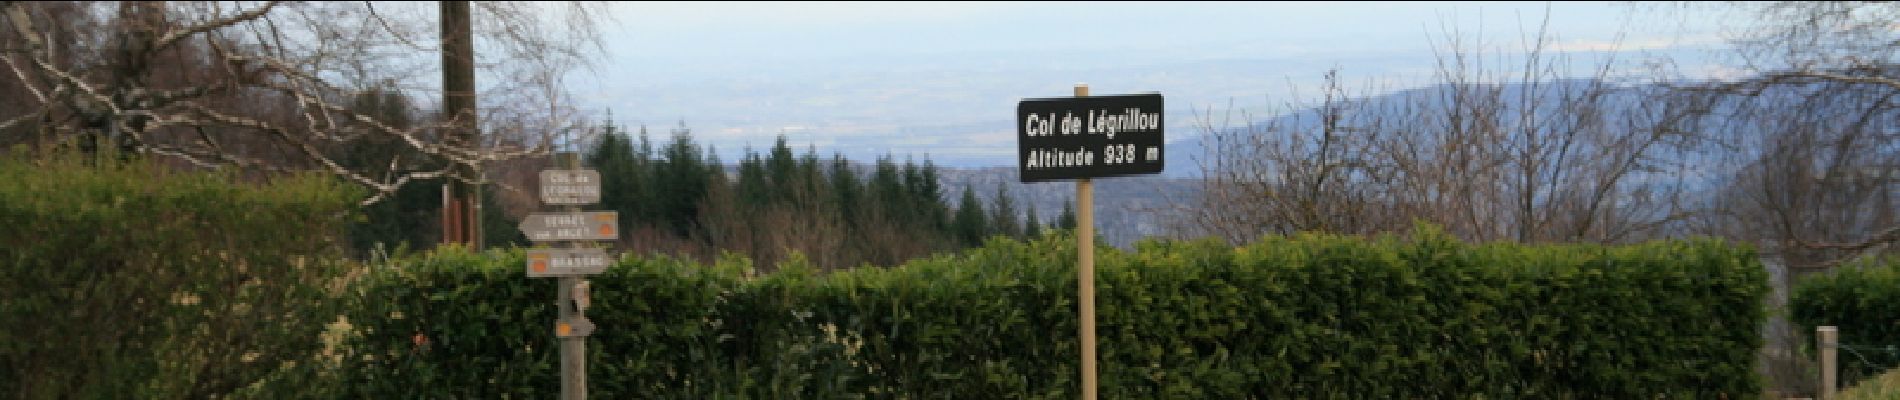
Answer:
xmin=988 ymin=181 xmax=1020 ymax=238
xmin=340 ymin=87 xmax=494 ymax=256
xmin=631 ymin=124 xmax=656 ymax=225
xmin=951 ymin=185 xmax=989 ymax=247
xmin=586 ymin=118 xmax=646 ymax=242
xmin=655 ymin=122 xmax=709 ymax=237
xmin=766 ymin=135 xmax=797 ymax=201
xmin=919 ymin=159 xmax=947 ymax=232
xmin=829 ymin=154 xmax=861 ymax=229
xmin=797 ymin=144 xmax=822 ymax=208
xmin=901 ymin=159 xmax=924 ymax=228
xmin=869 ymin=155 xmax=904 ymax=221
xmin=736 ymin=150 xmax=769 ymax=209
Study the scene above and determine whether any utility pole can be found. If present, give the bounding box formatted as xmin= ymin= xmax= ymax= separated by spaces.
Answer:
xmin=440 ymin=0 xmax=482 ymax=249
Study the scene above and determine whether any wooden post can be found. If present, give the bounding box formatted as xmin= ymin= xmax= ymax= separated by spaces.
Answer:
xmin=1820 ymin=325 xmax=1837 ymax=400
xmin=1074 ymin=83 xmax=1097 ymax=400
xmin=559 ymin=276 xmax=585 ymax=400
xmin=440 ymin=0 xmax=480 ymax=249
xmin=559 ymin=151 xmax=587 ymax=400
xmin=442 ymin=184 xmax=459 ymax=245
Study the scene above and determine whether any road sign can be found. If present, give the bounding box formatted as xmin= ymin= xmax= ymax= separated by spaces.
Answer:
xmin=556 ymin=316 xmax=595 ymax=338
xmin=526 ymin=248 xmax=611 ymax=277
xmin=1017 ymin=93 xmax=1164 ymax=182
xmin=519 ymin=211 xmax=618 ymax=242
xmin=540 ymin=170 xmax=601 ymax=205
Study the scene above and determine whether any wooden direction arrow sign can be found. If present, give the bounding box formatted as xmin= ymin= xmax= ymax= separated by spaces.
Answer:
xmin=556 ymin=316 xmax=595 ymax=338
xmin=540 ymin=170 xmax=601 ymax=205
xmin=526 ymin=248 xmax=611 ymax=277
xmin=519 ymin=211 xmax=618 ymax=242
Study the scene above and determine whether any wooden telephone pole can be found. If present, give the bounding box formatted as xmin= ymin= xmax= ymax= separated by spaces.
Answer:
xmin=440 ymin=0 xmax=482 ymax=249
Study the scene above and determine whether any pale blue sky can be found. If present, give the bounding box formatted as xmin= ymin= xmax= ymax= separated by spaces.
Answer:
xmin=562 ymin=1 xmax=1734 ymax=166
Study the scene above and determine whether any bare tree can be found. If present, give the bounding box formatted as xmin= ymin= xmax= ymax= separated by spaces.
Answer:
xmin=1170 ymin=10 xmax=1703 ymax=245
xmin=1169 ymin=70 xmax=1389 ymax=244
xmin=0 ymin=1 xmax=608 ymax=204
xmin=1652 ymin=1 xmax=1900 ymax=268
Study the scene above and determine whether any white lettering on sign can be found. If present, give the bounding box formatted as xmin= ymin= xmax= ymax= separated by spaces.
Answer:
xmin=542 ymin=186 xmax=598 ymax=196
xmin=1086 ymin=108 xmax=1162 ymax=140
xmin=520 ymin=211 xmax=617 ymax=242
xmin=526 ymin=247 xmax=610 ymax=277
xmin=539 ymin=170 xmax=602 ymax=205
xmin=1018 ymin=107 xmax=1161 ymax=171
xmin=548 ymin=214 xmax=583 ymax=226
xmin=1022 ymin=112 xmax=1090 ymax=137
xmin=1016 ymin=93 xmax=1164 ymax=182
xmin=1023 ymin=147 xmax=1097 ymax=170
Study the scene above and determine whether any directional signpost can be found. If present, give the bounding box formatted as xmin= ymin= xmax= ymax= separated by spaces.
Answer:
xmin=524 ymin=155 xmax=612 ymax=400
xmin=519 ymin=211 xmax=618 ymax=242
xmin=1018 ymin=85 xmax=1162 ymax=400
xmin=540 ymin=170 xmax=601 ymax=205
xmin=526 ymin=248 xmax=612 ymax=278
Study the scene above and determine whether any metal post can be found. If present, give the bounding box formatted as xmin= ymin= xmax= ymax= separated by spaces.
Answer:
xmin=1820 ymin=325 xmax=1837 ymax=400
xmin=1074 ymin=83 xmax=1096 ymax=400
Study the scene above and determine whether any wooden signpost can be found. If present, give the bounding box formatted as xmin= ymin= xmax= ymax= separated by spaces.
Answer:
xmin=525 ymin=248 xmax=611 ymax=277
xmin=524 ymin=154 xmax=613 ymax=400
xmin=1018 ymin=84 xmax=1164 ymax=400
xmin=519 ymin=211 xmax=618 ymax=242
xmin=540 ymin=170 xmax=602 ymax=205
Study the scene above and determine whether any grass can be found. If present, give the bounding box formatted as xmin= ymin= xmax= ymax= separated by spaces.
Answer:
xmin=1838 ymin=367 xmax=1900 ymax=400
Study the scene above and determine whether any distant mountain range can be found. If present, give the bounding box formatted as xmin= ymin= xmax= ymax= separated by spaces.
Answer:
xmin=946 ymin=77 xmax=1891 ymax=245
xmin=712 ymin=77 xmax=1887 ymax=247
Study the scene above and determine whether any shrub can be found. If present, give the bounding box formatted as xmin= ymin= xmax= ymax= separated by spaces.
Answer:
xmin=0 ymin=154 xmax=360 ymax=399
xmin=1791 ymin=257 xmax=1900 ymax=389
xmin=335 ymin=229 xmax=1767 ymax=398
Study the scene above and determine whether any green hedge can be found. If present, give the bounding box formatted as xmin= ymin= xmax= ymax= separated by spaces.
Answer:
xmin=0 ymin=154 xmax=360 ymax=399
xmin=1792 ymin=257 xmax=1900 ymax=388
xmin=331 ymin=229 xmax=1766 ymax=398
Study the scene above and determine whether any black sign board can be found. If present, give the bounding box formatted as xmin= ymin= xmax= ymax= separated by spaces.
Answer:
xmin=1017 ymin=93 xmax=1164 ymax=182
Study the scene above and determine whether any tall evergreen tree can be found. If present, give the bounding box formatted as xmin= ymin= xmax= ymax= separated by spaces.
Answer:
xmin=766 ymin=135 xmax=797 ymax=200
xmin=869 ymin=155 xmax=904 ymax=220
xmin=736 ymin=150 xmax=770 ymax=209
xmin=586 ymin=118 xmax=645 ymax=240
xmin=655 ymin=122 xmax=709 ymax=237
xmin=829 ymin=154 xmax=862 ymax=229
xmin=630 ymin=124 xmax=656 ymax=225
xmin=988 ymin=181 xmax=1020 ymax=238
xmin=951 ymin=185 xmax=989 ymax=247
xmin=901 ymin=159 xmax=924 ymax=228
xmin=797 ymin=144 xmax=823 ymax=208
xmin=918 ymin=159 xmax=947 ymax=231
xmin=341 ymin=87 xmax=430 ymax=256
